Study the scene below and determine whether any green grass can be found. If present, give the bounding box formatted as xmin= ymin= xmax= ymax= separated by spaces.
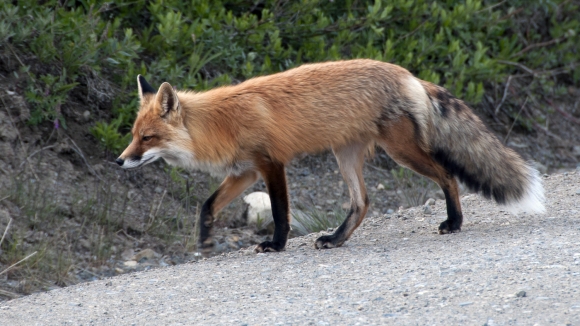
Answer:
xmin=292 ymin=207 xmax=347 ymax=235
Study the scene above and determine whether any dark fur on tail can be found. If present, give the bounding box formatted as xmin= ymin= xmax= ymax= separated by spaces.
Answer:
xmin=421 ymin=81 xmax=545 ymax=213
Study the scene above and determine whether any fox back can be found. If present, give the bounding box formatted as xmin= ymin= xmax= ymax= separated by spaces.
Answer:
xmin=118 ymin=59 xmax=432 ymax=173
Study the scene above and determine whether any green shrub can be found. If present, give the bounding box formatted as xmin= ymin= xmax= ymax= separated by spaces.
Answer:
xmin=0 ymin=1 xmax=140 ymax=133
xmin=90 ymin=118 xmax=132 ymax=156
xmin=1 ymin=0 xmax=578 ymax=152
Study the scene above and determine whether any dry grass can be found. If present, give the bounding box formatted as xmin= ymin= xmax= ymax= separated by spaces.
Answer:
xmin=0 ymin=163 xmax=201 ymax=298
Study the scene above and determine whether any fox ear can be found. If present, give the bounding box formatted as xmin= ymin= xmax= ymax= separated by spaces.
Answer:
xmin=155 ymin=82 xmax=180 ymax=117
xmin=137 ymin=75 xmax=156 ymax=100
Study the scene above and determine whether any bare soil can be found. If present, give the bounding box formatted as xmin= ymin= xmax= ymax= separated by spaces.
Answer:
xmin=0 ymin=172 xmax=578 ymax=325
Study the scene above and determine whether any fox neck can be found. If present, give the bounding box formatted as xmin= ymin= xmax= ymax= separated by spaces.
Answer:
xmin=166 ymin=91 xmax=249 ymax=176
xmin=162 ymin=150 xmax=253 ymax=177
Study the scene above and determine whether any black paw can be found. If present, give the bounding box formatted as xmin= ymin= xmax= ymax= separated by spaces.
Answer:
xmin=438 ymin=220 xmax=461 ymax=234
xmin=255 ymin=241 xmax=285 ymax=253
xmin=314 ymin=234 xmax=345 ymax=249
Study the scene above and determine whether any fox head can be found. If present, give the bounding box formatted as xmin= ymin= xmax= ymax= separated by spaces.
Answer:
xmin=116 ymin=75 xmax=194 ymax=170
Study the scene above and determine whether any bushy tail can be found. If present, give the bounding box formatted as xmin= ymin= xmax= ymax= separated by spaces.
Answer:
xmin=420 ymin=80 xmax=545 ymax=214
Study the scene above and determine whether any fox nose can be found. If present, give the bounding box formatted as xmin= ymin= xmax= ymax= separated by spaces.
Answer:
xmin=115 ymin=158 xmax=124 ymax=166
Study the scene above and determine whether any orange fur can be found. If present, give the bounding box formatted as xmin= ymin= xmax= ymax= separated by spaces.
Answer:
xmin=121 ymin=60 xmax=418 ymax=169
xmin=118 ymin=59 xmax=544 ymax=253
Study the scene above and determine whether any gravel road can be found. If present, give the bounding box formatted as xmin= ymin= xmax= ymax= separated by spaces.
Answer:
xmin=1 ymin=172 xmax=579 ymax=325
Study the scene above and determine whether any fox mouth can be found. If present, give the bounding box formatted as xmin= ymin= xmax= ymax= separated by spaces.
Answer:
xmin=120 ymin=154 xmax=158 ymax=169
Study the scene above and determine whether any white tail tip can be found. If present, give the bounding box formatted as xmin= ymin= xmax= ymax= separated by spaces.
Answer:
xmin=505 ymin=165 xmax=546 ymax=215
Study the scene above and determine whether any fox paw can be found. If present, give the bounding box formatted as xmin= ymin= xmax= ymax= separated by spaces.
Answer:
xmin=314 ymin=234 xmax=345 ymax=249
xmin=255 ymin=241 xmax=285 ymax=253
xmin=438 ymin=220 xmax=461 ymax=234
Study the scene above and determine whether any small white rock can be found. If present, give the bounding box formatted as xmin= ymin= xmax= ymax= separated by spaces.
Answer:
xmin=425 ymin=198 xmax=436 ymax=206
xmin=244 ymin=192 xmax=273 ymax=228
xmin=132 ymin=248 xmax=160 ymax=261
xmin=123 ymin=260 xmax=138 ymax=267
xmin=532 ymin=161 xmax=548 ymax=174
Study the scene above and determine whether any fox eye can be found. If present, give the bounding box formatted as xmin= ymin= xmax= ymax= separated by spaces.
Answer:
xmin=142 ymin=136 xmax=153 ymax=142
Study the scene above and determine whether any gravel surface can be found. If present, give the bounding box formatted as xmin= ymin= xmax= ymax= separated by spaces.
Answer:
xmin=1 ymin=172 xmax=579 ymax=325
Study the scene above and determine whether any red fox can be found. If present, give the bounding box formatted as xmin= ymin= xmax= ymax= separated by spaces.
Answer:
xmin=116 ymin=59 xmax=545 ymax=255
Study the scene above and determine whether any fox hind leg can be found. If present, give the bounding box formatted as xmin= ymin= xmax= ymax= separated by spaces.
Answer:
xmin=378 ymin=115 xmax=463 ymax=234
xmin=315 ymin=141 xmax=370 ymax=249
xmin=437 ymin=180 xmax=462 ymax=234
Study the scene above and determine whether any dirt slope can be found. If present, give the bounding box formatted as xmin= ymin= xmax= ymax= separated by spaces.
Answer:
xmin=0 ymin=172 xmax=578 ymax=325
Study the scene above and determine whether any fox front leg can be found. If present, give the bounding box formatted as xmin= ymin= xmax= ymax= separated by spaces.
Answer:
xmin=198 ymin=171 xmax=259 ymax=257
xmin=255 ymin=161 xmax=291 ymax=253
xmin=198 ymin=192 xmax=218 ymax=257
